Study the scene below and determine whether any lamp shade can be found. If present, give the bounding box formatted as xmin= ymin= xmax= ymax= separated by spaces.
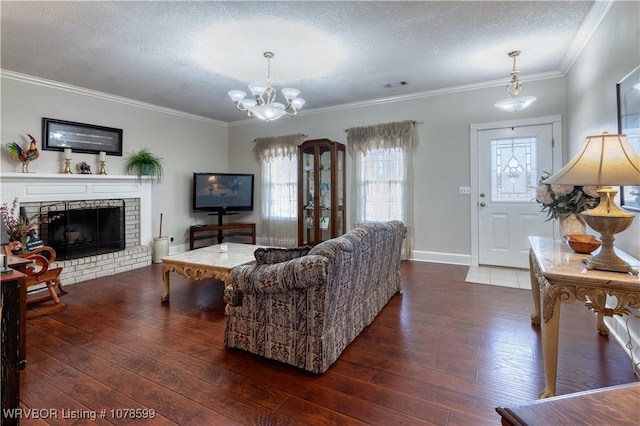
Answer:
xmin=544 ymin=133 xmax=640 ymax=186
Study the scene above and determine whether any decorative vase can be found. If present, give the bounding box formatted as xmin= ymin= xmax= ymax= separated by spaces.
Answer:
xmin=559 ymin=213 xmax=586 ymax=236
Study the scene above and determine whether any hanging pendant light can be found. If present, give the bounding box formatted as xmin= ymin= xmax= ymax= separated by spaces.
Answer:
xmin=494 ymin=50 xmax=537 ymax=113
xmin=228 ymin=52 xmax=305 ymax=121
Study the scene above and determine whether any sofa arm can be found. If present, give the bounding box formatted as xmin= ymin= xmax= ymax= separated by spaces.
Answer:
xmin=224 ymin=285 xmax=244 ymax=306
xmin=254 ymin=246 xmax=312 ymax=265
xmin=229 ymin=255 xmax=329 ymax=296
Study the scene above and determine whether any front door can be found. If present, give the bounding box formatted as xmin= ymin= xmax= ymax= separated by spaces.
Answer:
xmin=477 ymin=124 xmax=555 ymax=268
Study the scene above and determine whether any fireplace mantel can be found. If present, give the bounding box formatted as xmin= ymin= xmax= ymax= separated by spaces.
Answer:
xmin=0 ymin=172 xmax=153 ymax=246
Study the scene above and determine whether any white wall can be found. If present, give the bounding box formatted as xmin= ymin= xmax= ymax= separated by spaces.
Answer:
xmin=229 ymin=77 xmax=567 ymax=261
xmin=565 ymin=0 xmax=640 ymax=364
xmin=566 ymin=0 xmax=640 ymax=258
xmin=0 ymin=74 xmax=230 ymax=250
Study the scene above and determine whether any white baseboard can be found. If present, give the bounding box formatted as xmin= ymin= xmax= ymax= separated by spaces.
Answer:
xmin=168 ymin=243 xmax=189 ymax=256
xmin=410 ymin=250 xmax=471 ymax=266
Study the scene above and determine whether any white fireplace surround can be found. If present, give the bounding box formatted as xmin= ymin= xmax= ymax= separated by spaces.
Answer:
xmin=0 ymin=172 xmax=153 ymax=246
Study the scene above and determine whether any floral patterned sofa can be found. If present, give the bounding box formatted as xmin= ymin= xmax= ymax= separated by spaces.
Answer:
xmin=223 ymin=220 xmax=405 ymax=373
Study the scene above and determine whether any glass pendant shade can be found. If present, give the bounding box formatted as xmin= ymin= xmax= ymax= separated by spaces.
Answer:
xmin=241 ymin=98 xmax=257 ymax=108
xmin=494 ymin=96 xmax=537 ymax=113
xmin=228 ymin=90 xmax=247 ymax=103
xmin=249 ymin=103 xmax=286 ymax=121
xmin=281 ymin=88 xmax=300 ymax=100
xmin=290 ymin=98 xmax=306 ymax=110
xmin=248 ymin=84 xmax=266 ymax=97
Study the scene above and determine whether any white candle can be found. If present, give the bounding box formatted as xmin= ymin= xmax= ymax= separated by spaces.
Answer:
xmin=64 ymin=148 xmax=72 ymax=159
xmin=99 ymin=151 xmax=106 ymax=162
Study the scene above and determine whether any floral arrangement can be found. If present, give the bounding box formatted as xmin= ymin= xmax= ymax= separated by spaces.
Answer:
xmin=535 ymin=172 xmax=600 ymax=221
xmin=0 ymin=197 xmax=61 ymax=251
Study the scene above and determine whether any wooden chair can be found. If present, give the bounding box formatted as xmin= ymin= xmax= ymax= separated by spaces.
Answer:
xmin=2 ymin=245 xmax=68 ymax=318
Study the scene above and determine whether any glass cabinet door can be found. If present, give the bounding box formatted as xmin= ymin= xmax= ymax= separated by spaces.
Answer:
xmin=336 ymin=147 xmax=345 ymax=236
xmin=319 ymin=146 xmax=332 ymax=241
xmin=298 ymin=139 xmax=346 ymax=246
xmin=301 ymin=146 xmax=316 ymax=245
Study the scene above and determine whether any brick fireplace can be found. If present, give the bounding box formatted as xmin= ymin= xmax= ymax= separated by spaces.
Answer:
xmin=1 ymin=173 xmax=153 ymax=284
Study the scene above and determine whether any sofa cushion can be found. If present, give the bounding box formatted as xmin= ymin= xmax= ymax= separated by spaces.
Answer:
xmin=254 ymin=246 xmax=312 ymax=265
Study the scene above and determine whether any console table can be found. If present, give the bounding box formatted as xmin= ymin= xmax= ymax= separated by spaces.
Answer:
xmin=528 ymin=236 xmax=640 ymax=398
xmin=189 ymin=222 xmax=256 ymax=250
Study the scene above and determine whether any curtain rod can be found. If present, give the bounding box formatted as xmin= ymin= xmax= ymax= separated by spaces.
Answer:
xmin=253 ymin=133 xmax=307 ymax=142
xmin=343 ymin=120 xmax=420 ymax=133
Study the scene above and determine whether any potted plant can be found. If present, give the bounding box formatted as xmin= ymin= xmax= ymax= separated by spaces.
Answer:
xmin=535 ymin=171 xmax=600 ymax=235
xmin=124 ymin=148 xmax=164 ymax=182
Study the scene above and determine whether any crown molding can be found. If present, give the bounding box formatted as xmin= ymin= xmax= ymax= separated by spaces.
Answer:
xmin=228 ymin=70 xmax=564 ymax=126
xmin=0 ymin=69 xmax=228 ymax=127
xmin=558 ymin=0 xmax=614 ymax=74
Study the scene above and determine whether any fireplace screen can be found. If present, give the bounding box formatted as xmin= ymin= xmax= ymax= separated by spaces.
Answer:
xmin=39 ymin=199 xmax=125 ymax=260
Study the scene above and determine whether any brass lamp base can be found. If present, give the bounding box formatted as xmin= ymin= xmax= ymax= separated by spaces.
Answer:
xmin=581 ymin=187 xmax=638 ymax=275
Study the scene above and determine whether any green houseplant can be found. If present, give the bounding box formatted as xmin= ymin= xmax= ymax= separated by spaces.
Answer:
xmin=124 ymin=148 xmax=164 ymax=182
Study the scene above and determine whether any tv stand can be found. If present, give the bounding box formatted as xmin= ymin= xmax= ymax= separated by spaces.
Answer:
xmin=208 ymin=211 xmax=238 ymax=227
xmin=189 ymin=219 xmax=256 ymax=250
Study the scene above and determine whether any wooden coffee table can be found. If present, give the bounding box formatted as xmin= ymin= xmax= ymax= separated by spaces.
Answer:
xmin=160 ymin=243 xmax=265 ymax=303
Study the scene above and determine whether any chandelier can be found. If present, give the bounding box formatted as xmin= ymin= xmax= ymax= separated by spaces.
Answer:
xmin=494 ymin=50 xmax=537 ymax=113
xmin=228 ymin=51 xmax=305 ymax=121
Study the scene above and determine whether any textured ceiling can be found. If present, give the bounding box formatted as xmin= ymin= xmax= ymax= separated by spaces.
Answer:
xmin=1 ymin=1 xmax=597 ymax=123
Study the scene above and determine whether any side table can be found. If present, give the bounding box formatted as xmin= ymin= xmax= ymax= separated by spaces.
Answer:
xmin=528 ymin=236 xmax=640 ymax=398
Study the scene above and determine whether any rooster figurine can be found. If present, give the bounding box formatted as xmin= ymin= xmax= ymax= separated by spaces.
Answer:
xmin=6 ymin=134 xmax=40 ymax=173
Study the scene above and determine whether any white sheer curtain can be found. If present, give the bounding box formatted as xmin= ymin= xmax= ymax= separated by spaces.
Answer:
xmin=253 ymin=134 xmax=304 ymax=246
xmin=347 ymin=120 xmax=415 ymax=259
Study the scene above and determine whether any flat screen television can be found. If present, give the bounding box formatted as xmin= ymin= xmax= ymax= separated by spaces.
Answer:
xmin=192 ymin=172 xmax=254 ymax=213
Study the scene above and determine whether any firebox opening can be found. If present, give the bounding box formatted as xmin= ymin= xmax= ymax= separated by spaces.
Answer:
xmin=40 ymin=200 xmax=126 ymax=260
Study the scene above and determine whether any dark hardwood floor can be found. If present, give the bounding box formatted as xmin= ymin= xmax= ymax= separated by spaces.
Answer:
xmin=18 ymin=261 xmax=638 ymax=425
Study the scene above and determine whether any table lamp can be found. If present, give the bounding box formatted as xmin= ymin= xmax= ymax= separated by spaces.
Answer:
xmin=544 ymin=132 xmax=640 ymax=275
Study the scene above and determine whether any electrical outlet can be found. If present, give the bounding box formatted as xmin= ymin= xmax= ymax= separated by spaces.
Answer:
xmin=459 ymin=186 xmax=471 ymax=195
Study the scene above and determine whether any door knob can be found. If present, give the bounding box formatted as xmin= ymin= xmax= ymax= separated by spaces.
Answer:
xmin=480 ymin=202 xmax=486 ymax=207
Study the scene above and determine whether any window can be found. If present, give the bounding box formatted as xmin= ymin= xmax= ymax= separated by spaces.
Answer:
xmin=490 ymin=136 xmax=537 ymax=203
xmin=253 ymin=134 xmax=304 ymax=246
xmin=261 ymin=155 xmax=297 ymax=219
xmin=347 ymin=120 xmax=414 ymax=259
xmin=356 ymin=147 xmax=405 ymax=223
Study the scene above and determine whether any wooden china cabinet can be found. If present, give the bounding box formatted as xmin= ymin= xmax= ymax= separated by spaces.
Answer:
xmin=298 ymin=139 xmax=346 ymax=246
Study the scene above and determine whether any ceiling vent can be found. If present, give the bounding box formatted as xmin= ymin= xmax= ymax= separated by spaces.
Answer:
xmin=383 ymin=81 xmax=407 ymax=88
